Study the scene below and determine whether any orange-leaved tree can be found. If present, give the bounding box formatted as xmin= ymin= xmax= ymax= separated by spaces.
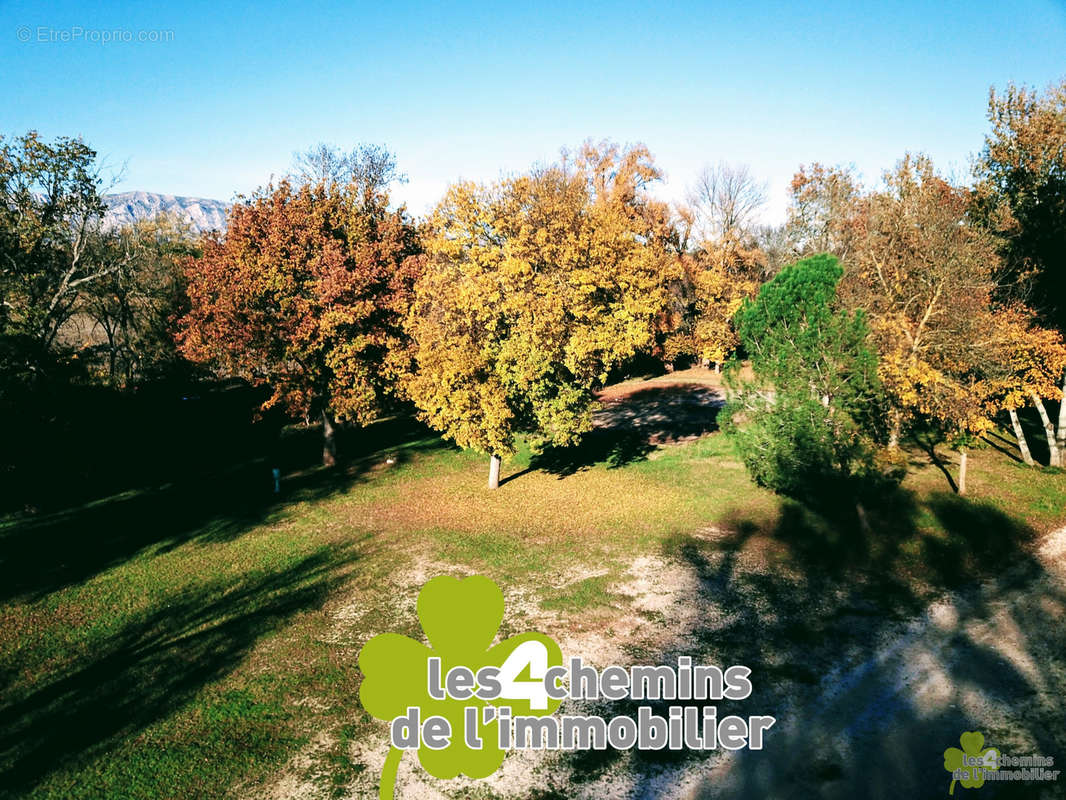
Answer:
xmin=786 ymin=162 xmax=862 ymax=261
xmin=839 ymin=156 xmax=1009 ymax=491
xmin=179 ymin=174 xmax=420 ymax=466
xmin=404 ymin=142 xmax=675 ymax=488
xmin=839 ymin=155 xmax=1066 ymax=485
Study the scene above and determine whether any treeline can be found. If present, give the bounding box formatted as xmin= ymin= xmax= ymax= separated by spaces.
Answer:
xmin=2 ymin=80 xmax=1065 ymax=503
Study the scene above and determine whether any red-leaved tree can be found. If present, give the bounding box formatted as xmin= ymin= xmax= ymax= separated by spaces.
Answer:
xmin=179 ymin=177 xmax=420 ymax=465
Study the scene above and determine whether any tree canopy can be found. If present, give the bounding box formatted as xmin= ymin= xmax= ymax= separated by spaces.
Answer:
xmin=976 ymin=79 xmax=1066 ymax=335
xmin=403 ymin=142 xmax=675 ymax=484
xmin=0 ymin=131 xmax=109 ymax=376
xmin=179 ymin=174 xmax=420 ymax=463
xmin=723 ymin=253 xmax=885 ymax=498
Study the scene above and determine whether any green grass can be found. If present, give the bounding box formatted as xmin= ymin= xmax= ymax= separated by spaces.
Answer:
xmin=0 ymin=405 xmax=1063 ymax=800
xmin=539 ymin=575 xmax=615 ymax=613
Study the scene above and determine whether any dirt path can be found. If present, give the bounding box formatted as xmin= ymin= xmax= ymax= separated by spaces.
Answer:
xmin=688 ymin=525 xmax=1066 ymax=799
xmin=259 ymin=524 xmax=1066 ymax=799
xmin=594 ymin=383 xmax=724 ymax=445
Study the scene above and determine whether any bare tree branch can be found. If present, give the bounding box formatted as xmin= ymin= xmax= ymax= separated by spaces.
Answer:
xmin=687 ymin=162 xmax=767 ymax=242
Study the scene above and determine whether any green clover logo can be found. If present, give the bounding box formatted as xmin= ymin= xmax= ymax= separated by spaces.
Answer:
xmin=943 ymin=731 xmax=999 ymax=795
xmin=359 ymin=575 xmax=563 ymax=798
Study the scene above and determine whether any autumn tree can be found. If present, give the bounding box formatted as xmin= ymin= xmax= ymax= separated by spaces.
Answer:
xmin=787 ymin=162 xmax=861 ymax=260
xmin=660 ymin=241 xmax=760 ymax=371
xmin=661 ymin=164 xmax=766 ymax=372
xmin=986 ymin=307 xmax=1066 ymax=466
xmin=975 ymin=79 xmax=1066 ymax=463
xmin=839 ymin=155 xmax=1038 ymax=488
xmin=179 ymin=171 xmax=420 ymax=465
xmin=404 ymin=142 xmax=674 ymax=488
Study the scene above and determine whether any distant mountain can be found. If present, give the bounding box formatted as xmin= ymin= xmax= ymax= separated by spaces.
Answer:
xmin=103 ymin=191 xmax=230 ymax=234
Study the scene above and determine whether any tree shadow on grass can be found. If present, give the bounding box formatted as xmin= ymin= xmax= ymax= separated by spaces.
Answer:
xmin=530 ymin=384 xmax=723 ymax=478
xmin=0 ymin=543 xmax=360 ymax=799
xmin=909 ymin=405 xmax=1062 ymax=479
xmin=0 ymin=414 xmax=447 ymax=605
xmin=907 ymin=428 xmax=960 ymax=493
xmin=1009 ymin=402 xmax=1060 ymax=467
xmin=984 ymin=429 xmax=1025 ymax=465
xmin=677 ymin=494 xmax=1065 ymax=799
xmin=531 ymin=428 xmax=660 ymax=477
xmin=536 ymin=484 xmax=1066 ymax=799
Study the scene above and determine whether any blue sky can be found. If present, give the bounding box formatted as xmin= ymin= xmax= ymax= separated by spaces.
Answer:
xmin=3 ymin=0 xmax=1065 ymax=222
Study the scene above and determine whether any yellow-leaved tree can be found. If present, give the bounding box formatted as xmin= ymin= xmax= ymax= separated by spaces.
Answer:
xmin=660 ymin=240 xmax=760 ymax=371
xmin=987 ymin=307 xmax=1066 ymax=466
xmin=661 ymin=163 xmax=766 ymax=372
xmin=689 ymin=239 xmax=761 ymax=370
xmin=404 ymin=142 xmax=674 ymax=488
xmin=797 ymin=153 xmax=1066 ymax=484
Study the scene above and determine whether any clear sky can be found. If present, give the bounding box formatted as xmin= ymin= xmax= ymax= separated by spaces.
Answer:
xmin=3 ymin=0 xmax=1065 ymax=222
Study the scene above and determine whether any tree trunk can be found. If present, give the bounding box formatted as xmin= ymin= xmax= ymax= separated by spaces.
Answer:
xmin=888 ymin=409 xmax=902 ymax=449
xmin=321 ymin=409 xmax=337 ymax=467
xmin=714 ymin=362 xmax=721 ymax=374
xmin=1032 ymin=393 xmax=1062 ymax=467
xmin=855 ymin=501 xmax=872 ymax=536
xmin=1057 ymin=371 xmax=1066 ymax=456
xmin=957 ymin=448 xmax=967 ymax=495
xmin=487 ymin=454 xmax=501 ymax=490
xmin=106 ymin=334 xmax=118 ymax=386
xmin=1008 ymin=408 xmax=1034 ymax=466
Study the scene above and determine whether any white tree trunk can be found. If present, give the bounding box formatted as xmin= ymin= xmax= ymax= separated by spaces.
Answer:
xmin=1032 ymin=393 xmax=1062 ymax=467
xmin=1008 ymin=408 xmax=1035 ymax=466
xmin=855 ymin=501 xmax=872 ymax=535
xmin=487 ymin=454 xmax=501 ymax=490
xmin=321 ymin=409 xmax=337 ymax=467
xmin=888 ymin=409 xmax=901 ymax=449
xmin=958 ymin=448 xmax=967 ymax=495
xmin=1057 ymin=372 xmax=1066 ymax=455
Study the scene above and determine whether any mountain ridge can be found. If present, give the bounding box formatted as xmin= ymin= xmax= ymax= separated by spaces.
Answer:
xmin=103 ymin=190 xmax=230 ymax=234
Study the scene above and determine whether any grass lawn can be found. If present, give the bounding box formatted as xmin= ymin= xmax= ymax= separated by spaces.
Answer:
xmin=1 ymin=371 xmax=1064 ymax=799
